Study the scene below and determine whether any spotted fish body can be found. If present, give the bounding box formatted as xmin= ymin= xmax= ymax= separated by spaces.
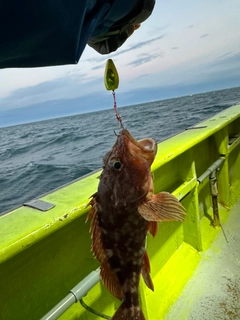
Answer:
xmin=87 ymin=129 xmax=185 ymax=320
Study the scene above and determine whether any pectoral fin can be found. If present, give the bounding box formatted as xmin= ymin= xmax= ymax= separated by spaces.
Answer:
xmin=139 ymin=192 xmax=186 ymax=222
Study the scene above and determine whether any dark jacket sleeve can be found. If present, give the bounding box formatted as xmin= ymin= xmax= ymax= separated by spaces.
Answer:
xmin=0 ymin=0 xmax=139 ymax=69
xmin=0 ymin=0 xmax=108 ymax=68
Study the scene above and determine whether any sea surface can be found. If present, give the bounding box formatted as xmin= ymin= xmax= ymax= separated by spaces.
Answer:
xmin=1 ymin=86 xmax=240 ymax=215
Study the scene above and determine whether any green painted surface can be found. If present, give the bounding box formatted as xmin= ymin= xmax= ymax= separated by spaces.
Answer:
xmin=0 ymin=171 xmax=100 ymax=263
xmin=165 ymin=200 xmax=240 ymax=320
xmin=0 ymin=104 xmax=240 ymax=319
xmin=143 ymin=242 xmax=201 ymax=319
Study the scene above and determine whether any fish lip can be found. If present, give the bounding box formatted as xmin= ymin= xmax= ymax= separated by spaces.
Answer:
xmin=121 ymin=129 xmax=157 ymax=155
xmin=138 ymin=137 xmax=157 ymax=155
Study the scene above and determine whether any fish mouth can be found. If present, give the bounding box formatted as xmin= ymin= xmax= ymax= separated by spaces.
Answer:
xmin=122 ymin=129 xmax=157 ymax=153
xmin=121 ymin=129 xmax=157 ymax=165
xmin=138 ymin=137 xmax=157 ymax=154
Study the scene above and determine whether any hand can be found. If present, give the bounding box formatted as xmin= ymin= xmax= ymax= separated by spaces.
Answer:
xmin=126 ymin=23 xmax=141 ymax=37
xmin=88 ymin=24 xmax=141 ymax=54
xmin=88 ymin=0 xmax=155 ymax=55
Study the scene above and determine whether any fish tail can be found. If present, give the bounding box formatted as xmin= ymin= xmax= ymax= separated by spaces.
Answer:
xmin=112 ymin=302 xmax=146 ymax=320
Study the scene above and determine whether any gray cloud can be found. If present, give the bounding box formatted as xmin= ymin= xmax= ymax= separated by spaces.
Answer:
xmin=83 ymin=34 xmax=165 ymax=67
xmin=215 ymin=52 xmax=233 ymax=60
xmin=137 ymin=73 xmax=150 ymax=78
xmin=91 ymin=64 xmax=105 ymax=70
xmin=207 ymin=52 xmax=240 ymax=69
xmin=191 ymin=52 xmax=240 ymax=91
xmin=200 ymin=33 xmax=209 ymax=38
xmin=0 ymin=74 xmax=103 ymax=111
xmin=83 ymin=55 xmax=104 ymax=63
xmin=172 ymin=47 xmax=179 ymax=50
xmin=106 ymin=34 xmax=165 ymax=59
xmin=128 ymin=52 xmax=164 ymax=67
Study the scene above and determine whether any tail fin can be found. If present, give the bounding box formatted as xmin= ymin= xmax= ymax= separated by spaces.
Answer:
xmin=112 ymin=302 xmax=146 ymax=320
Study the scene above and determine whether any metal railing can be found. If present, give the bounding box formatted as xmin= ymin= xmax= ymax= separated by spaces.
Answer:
xmin=40 ymin=269 xmax=100 ymax=320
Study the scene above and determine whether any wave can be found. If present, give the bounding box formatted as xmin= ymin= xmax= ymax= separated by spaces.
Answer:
xmin=1 ymin=86 xmax=240 ymax=215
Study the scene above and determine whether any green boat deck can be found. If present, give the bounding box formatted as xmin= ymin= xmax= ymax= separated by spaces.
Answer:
xmin=0 ymin=105 xmax=240 ymax=319
xmin=166 ymin=200 xmax=240 ymax=320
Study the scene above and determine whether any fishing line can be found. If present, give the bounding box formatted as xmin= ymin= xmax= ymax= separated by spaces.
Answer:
xmin=104 ymin=59 xmax=124 ymax=129
xmin=112 ymin=90 xmax=123 ymax=128
xmin=219 ymin=218 xmax=229 ymax=244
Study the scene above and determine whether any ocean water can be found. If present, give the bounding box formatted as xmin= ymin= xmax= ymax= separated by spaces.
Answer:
xmin=1 ymin=86 xmax=240 ymax=215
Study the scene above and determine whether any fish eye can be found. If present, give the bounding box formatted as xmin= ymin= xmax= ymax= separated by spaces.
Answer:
xmin=113 ymin=160 xmax=121 ymax=170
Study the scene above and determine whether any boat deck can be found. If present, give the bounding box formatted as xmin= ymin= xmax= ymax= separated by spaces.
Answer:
xmin=166 ymin=200 xmax=240 ymax=320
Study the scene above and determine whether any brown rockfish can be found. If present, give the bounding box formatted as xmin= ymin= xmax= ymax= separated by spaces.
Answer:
xmin=87 ymin=129 xmax=185 ymax=320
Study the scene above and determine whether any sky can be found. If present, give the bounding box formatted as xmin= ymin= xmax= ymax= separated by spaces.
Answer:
xmin=1 ymin=0 xmax=240 ymax=127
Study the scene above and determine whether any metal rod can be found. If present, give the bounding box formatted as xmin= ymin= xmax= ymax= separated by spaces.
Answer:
xmin=209 ymin=171 xmax=221 ymax=227
xmin=40 ymin=269 xmax=100 ymax=320
xmin=197 ymin=158 xmax=225 ymax=228
xmin=211 ymin=194 xmax=220 ymax=227
xmin=197 ymin=157 xmax=225 ymax=183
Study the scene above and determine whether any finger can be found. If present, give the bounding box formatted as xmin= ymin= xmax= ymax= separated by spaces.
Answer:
xmin=127 ymin=24 xmax=141 ymax=37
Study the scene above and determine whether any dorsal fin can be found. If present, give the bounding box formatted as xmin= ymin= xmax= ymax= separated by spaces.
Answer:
xmin=87 ymin=195 xmax=124 ymax=300
xmin=87 ymin=196 xmax=106 ymax=263
xmin=100 ymin=260 xmax=124 ymax=300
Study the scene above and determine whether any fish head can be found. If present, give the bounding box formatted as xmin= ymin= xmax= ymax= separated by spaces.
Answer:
xmin=99 ymin=129 xmax=157 ymax=205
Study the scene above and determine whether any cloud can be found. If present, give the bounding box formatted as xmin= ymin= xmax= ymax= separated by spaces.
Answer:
xmin=128 ymin=52 xmax=164 ymax=67
xmin=1 ymin=77 xmax=240 ymax=128
xmin=200 ymin=33 xmax=209 ymax=38
xmin=0 ymin=91 xmax=111 ymax=127
xmin=82 ymin=34 xmax=165 ymax=65
xmin=207 ymin=52 xmax=240 ymax=69
xmin=172 ymin=47 xmax=179 ymax=50
xmin=83 ymin=55 xmax=104 ymax=64
xmin=81 ymin=34 xmax=166 ymax=70
xmin=110 ymin=34 xmax=165 ymax=57
xmin=0 ymin=74 xmax=104 ymax=111
xmin=137 ymin=73 xmax=150 ymax=78
xmin=215 ymin=52 xmax=233 ymax=60
xmin=91 ymin=64 xmax=105 ymax=70
xmin=189 ymin=52 xmax=240 ymax=91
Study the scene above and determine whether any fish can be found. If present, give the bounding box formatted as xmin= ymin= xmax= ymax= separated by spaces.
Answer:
xmin=87 ymin=129 xmax=185 ymax=320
